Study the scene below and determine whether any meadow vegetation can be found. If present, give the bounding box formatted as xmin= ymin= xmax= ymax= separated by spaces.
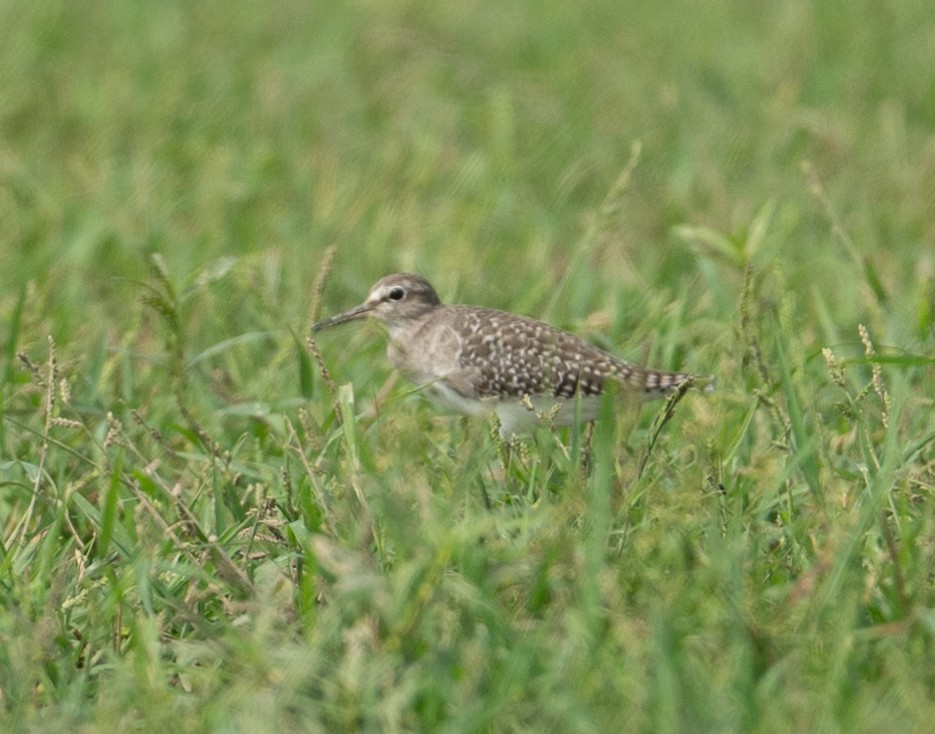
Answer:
xmin=1 ymin=0 xmax=934 ymax=731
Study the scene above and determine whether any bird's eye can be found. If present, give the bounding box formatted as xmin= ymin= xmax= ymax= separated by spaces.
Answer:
xmin=388 ymin=287 xmax=405 ymax=301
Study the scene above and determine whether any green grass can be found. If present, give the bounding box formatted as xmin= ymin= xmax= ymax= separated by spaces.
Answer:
xmin=2 ymin=0 xmax=935 ymax=731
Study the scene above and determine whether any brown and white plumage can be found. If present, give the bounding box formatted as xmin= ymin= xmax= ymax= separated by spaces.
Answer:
xmin=312 ymin=273 xmax=705 ymax=434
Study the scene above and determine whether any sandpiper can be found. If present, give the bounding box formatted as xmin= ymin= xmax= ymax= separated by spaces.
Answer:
xmin=312 ymin=273 xmax=706 ymax=434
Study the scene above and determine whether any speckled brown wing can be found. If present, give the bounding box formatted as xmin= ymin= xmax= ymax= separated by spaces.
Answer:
xmin=444 ymin=306 xmax=652 ymax=400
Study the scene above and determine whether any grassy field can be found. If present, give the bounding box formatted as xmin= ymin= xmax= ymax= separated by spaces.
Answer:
xmin=2 ymin=0 xmax=935 ymax=731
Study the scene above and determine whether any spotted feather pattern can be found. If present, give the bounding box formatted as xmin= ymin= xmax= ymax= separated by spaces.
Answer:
xmin=314 ymin=273 xmax=703 ymax=427
xmin=440 ymin=307 xmax=690 ymax=400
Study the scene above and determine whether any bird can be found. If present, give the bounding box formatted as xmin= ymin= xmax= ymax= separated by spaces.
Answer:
xmin=312 ymin=273 xmax=707 ymax=435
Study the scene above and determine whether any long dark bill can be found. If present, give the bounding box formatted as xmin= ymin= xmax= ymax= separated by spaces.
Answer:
xmin=311 ymin=303 xmax=373 ymax=332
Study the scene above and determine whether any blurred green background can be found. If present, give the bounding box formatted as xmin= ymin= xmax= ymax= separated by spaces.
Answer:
xmin=6 ymin=0 xmax=933 ymax=342
xmin=1 ymin=0 xmax=934 ymax=731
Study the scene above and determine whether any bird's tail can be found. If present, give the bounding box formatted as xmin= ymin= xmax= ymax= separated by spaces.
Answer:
xmin=639 ymin=368 xmax=714 ymax=398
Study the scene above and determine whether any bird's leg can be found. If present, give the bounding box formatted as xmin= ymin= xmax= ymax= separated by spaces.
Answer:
xmin=580 ymin=420 xmax=595 ymax=476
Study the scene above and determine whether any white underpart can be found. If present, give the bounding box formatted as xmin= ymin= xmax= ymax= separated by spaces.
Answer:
xmin=493 ymin=395 xmax=603 ymax=436
xmin=424 ymin=380 xmax=493 ymax=418
xmin=425 ymin=380 xmax=604 ymax=436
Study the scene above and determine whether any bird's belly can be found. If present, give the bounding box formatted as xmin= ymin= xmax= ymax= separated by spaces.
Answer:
xmin=423 ymin=381 xmax=492 ymax=418
xmin=419 ymin=382 xmax=601 ymax=435
xmin=494 ymin=395 xmax=602 ymax=435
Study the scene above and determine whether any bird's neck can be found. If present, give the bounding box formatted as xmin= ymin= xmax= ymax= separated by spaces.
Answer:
xmin=383 ymin=308 xmax=439 ymax=340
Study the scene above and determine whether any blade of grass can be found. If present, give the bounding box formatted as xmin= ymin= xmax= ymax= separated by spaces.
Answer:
xmin=775 ymin=333 xmax=822 ymax=500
